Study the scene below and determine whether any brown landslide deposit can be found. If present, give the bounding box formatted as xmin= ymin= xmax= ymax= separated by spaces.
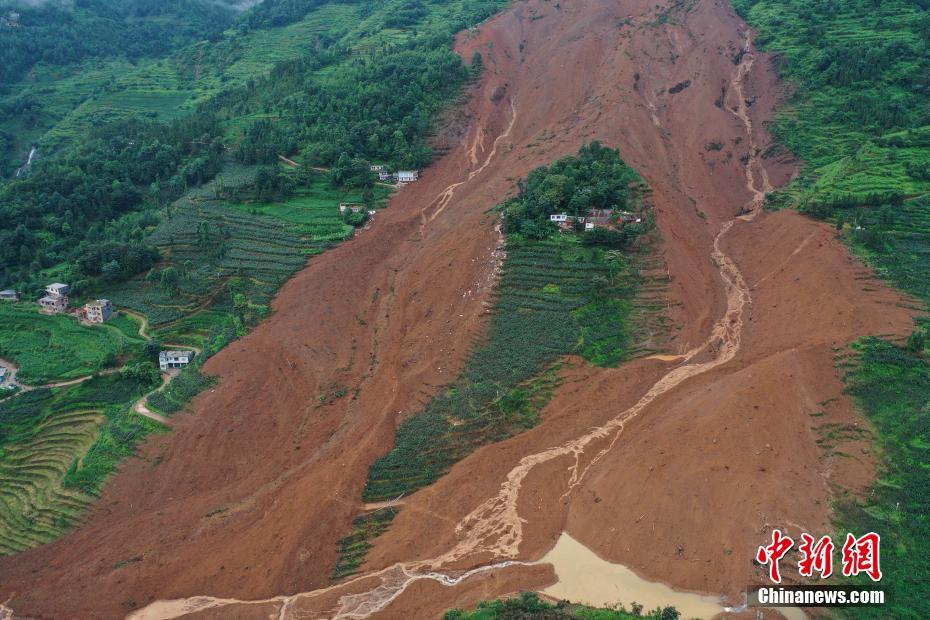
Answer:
xmin=0 ymin=0 xmax=918 ymax=618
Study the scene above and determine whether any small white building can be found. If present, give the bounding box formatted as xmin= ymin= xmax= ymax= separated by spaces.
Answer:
xmin=46 ymin=283 xmax=70 ymax=297
xmin=0 ymin=290 xmax=19 ymax=301
xmin=339 ymin=203 xmax=364 ymax=214
xmin=159 ymin=350 xmax=195 ymax=371
xmin=550 ymin=213 xmax=571 ymax=223
xmin=396 ymin=170 xmax=418 ymax=183
xmin=370 ymin=164 xmax=385 ymax=172
xmin=378 ymin=171 xmax=392 ymax=182
xmin=84 ymin=299 xmax=114 ymax=324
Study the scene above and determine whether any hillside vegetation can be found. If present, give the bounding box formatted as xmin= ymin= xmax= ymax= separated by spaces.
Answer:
xmin=734 ymin=1 xmax=930 ymax=617
xmin=839 ymin=338 xmax=930 ymax=619
xmin=0 ymin=303 xmax=140 ymax=384
xmin=733 ymin=0 xmax=930 ymax=306
xmin=445 ymin=593 xmax=679 ymax=620
xmin=0 ymin=374 xmax=160 ymax=555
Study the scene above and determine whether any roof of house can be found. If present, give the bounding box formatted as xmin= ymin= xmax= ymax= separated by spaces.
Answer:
xmin=48 ymin=282 xmax=69 ymax=288
xmin=39 ymin=295 xmax=64 ymax=304
xmin=159 ymin=350 xmax=194 ymax=358
xmin=0 ymin=290 xmax=17 ymax=295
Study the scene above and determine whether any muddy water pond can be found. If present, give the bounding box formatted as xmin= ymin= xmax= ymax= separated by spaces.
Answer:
xmin=540 ymin=533 xmax=806 ymax=620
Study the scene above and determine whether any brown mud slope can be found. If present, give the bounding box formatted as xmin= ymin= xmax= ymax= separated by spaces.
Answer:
xmin=0 ymin=0 xmax=918 ymax=618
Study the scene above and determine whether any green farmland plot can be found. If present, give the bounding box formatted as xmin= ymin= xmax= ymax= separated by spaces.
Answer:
xmin=226 ymin=174 xmax=392 ymax=234
xmin=843 ymin=197 xmax=930 ymax=306
xmin=0 ymin=374 xmax=160 ymax=556
xmin=838 ymin=339 xmax=930 ymax=619
xmin=107 ymin=201 xmax=311 ymax=326
xmin=0 ymin=304 xmax=140 ymax=385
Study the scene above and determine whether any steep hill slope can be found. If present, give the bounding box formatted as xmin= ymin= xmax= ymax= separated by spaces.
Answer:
xmin=0 ymin=0 xmax=918 ymax=618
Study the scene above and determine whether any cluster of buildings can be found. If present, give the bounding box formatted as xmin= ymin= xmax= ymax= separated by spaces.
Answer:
xmin=2 ymin=283 xmax=196 ymax=373
xmin=549 ymin=209 xmax=643 ymax=232
xmin=1 ymin=283 xmax=114 ymax=325
xmin=370 ymin=165 xmax=418 ymax=184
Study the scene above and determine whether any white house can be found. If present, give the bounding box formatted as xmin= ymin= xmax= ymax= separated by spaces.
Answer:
xmin=550 ymin=213 xmax=570 ymax=223
xmin=84 ymin=299 xmax=114 ymax=324
xmin=0 ymin=290 xmax=19 ymax=301
xmin=370 ymin=164 xmax=385 ymax=172
xmin=46 ymin=283 xmax=70 ymax=297
xmin=378 ymin=171 xmax=392 ymax=182
xmin=396 ymin=170 xmax=418 ymax=183
xmin=159 ymin=350 xmax=195 ymax=371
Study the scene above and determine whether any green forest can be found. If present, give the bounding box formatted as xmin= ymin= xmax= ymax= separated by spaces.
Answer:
xmin=0 ymin=0 xmax=503 ymax=290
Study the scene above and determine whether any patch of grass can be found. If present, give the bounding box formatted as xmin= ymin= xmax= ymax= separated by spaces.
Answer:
xmin=0 ymin=303 xmax=139 ymax=384
xmin=837 ymin=338 xmax=930 ymax=619
xmin=146 ymin=367 xmax=217 ymax=416
xmin=332 ymin=508 xmax=399 ymax=579
xmin=225 ymin=171 xmax=391 ymax=236
xmin=445 ymin=592 xmax=677 ymax=619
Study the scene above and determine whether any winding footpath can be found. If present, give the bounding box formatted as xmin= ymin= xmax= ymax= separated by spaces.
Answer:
xmin=2 ymin=310 xmax=203 ymax=427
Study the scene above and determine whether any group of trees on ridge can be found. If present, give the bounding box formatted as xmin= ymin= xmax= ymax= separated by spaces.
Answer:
xmin=0 ymin=0 xmax=504 ymax=293
xmin=0 ymin=0 xmax=242 ymax=84
xmin=501 ymin=141 xmax=650 ymax=246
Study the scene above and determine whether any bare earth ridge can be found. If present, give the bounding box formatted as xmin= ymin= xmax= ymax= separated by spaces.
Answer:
xmin=0 ymin=1 xmax=916 ymax=618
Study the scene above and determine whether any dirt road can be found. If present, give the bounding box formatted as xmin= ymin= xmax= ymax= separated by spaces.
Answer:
xmin=0 ymin=1 xmax=916 ymax=618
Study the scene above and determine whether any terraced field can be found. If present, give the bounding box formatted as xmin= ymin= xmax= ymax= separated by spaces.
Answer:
xmin=0 ymin=399 xmax=101 ymax=555
xmin=108 ymin=203 xmax=310 ymax=326
xmin=3 ymin=4 xmax=361 ymax=162
xmin=0 ymin=373 xmax=157 ymax=556
xmin=847 ymin=196 xmax=930 ymax=305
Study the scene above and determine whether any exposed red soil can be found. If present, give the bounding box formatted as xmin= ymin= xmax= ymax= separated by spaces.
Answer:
xmin=0 ymin=0 xmax=918 ymax=619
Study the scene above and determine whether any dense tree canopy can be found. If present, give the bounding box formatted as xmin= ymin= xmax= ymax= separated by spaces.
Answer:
xmin=0 ymin=115 xmax=224 ymax=287
xmin=501 ymin=141 xmax=643 ymax=236
xmin=0 ymin=0 xmax=505 ymax=292
xmin=0 ymin=0 xmax=241 ymax=84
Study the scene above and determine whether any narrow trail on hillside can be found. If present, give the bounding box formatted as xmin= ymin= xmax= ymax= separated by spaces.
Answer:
xmin=127 ymin=31 xmax=771 ymax=620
